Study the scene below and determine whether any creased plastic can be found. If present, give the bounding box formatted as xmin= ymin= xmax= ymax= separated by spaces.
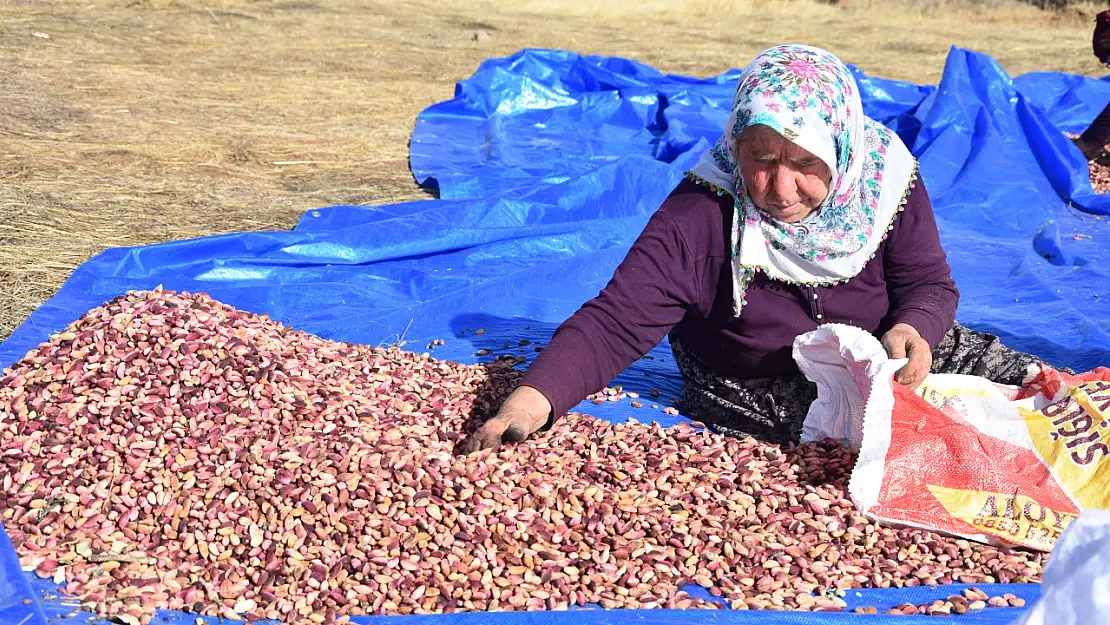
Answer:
xmin=1009 ymin=509 xmax=1110 ymax=625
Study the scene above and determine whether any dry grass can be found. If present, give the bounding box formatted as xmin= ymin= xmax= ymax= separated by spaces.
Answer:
xmin=0 ymin=0 xmax=1105 ymax=341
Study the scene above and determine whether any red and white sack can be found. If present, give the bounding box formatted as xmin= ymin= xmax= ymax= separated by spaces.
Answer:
xmin=793 ymin=324 xmax=1110 ymax=552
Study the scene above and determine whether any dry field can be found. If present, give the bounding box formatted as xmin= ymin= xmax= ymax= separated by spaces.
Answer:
xmin=0 ymin=0 xmax=1105 ymax=341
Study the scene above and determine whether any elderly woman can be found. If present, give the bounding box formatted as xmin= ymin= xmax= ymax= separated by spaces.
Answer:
xmin=461 ymin=45 xmax=1055 ymax=452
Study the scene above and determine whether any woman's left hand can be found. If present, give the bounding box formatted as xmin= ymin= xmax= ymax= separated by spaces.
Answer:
xmin=881 ymin=323 xmax=932 ymax=389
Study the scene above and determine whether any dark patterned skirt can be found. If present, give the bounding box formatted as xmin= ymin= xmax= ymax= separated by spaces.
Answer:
xmin=670 ymin=323 xmax=1066 ymax=446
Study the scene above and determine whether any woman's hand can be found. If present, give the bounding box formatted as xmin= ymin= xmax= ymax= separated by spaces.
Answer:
xmin=881 ymin=323 xmax=931 ymax=389
xmin=459 ymin=386 xmax=551 ymax=454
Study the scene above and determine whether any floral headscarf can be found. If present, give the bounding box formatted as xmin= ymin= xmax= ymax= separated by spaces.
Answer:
xmin=687 ymin=45 xmax=918 ymax=316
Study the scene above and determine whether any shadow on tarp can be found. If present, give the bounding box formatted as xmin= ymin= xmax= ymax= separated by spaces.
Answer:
xmin=446 ymin=312 xmax=687 ymax=428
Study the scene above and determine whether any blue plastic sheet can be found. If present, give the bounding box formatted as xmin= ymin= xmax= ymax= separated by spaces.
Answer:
xmin=411 ymin=46 xmax=1110 ymax=371
xmin=3 ymin=46 xmax=1110 ymax=624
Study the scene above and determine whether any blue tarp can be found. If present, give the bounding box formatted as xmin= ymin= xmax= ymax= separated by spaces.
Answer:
xmin=2 ymin=45 xmax=1109 ymax=625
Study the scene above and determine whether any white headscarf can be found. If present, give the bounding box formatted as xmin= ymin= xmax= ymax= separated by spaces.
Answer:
xmin=686 ymin=45 xmax=918 ymax=316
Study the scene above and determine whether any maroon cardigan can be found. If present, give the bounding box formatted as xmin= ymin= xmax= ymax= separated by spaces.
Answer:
xmin=519 ymin=177 xmax=959 ymax=419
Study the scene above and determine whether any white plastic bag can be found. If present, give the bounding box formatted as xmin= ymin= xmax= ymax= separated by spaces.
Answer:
xmin=1009 ymin=508 xmax=1110 ymax=625
xmin=793 ymin=324 xmax=899 ymax=450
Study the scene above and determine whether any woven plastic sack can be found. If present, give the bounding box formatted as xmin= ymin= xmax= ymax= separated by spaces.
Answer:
xmin=794 ymin=324 xmax=1110 ymax=552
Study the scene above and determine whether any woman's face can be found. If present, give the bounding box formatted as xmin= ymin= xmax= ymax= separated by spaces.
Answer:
xmin=735 ymin=125 xmax=832 ymax=223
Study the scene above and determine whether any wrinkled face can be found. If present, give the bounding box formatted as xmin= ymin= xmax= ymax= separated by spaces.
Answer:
xmin=735 ymin=125 xmax=832 ymax=223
